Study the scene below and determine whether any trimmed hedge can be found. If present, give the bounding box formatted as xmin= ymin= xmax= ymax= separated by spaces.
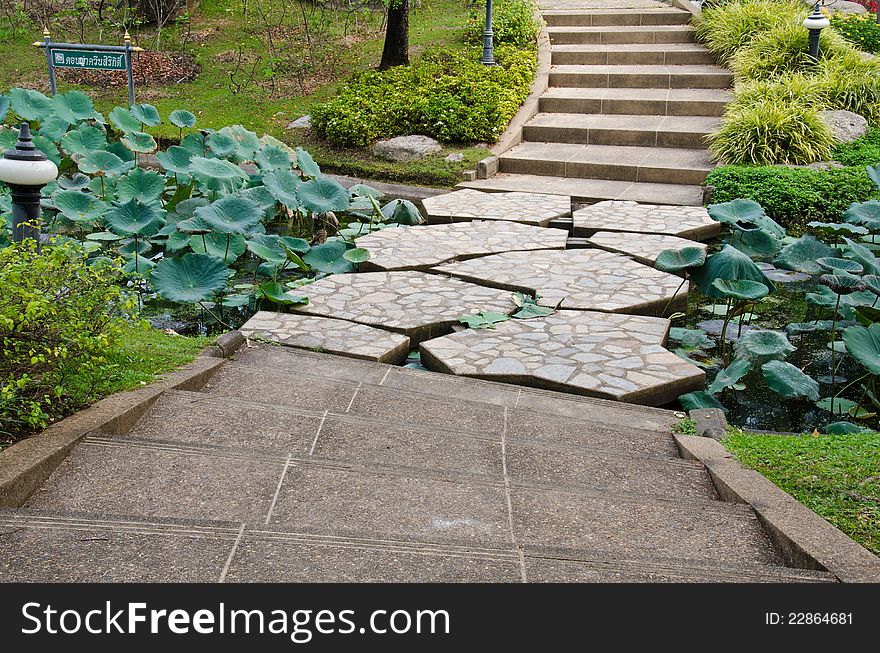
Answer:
xmin=466 ymin=0 xmax=542 ymax=48
xmin=705 ymin=165 xmax=879 ymax=233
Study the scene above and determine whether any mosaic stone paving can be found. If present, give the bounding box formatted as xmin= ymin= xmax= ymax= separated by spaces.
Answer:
xmin=572 ymin=200 xmax=720 ymax=241
xmin=420 ymin=310 xmax=704 ymax=405
xmin=240 ymin=311 xmax=411 ymax=364
xmin=356 ymin=221 xmax=569 ymax=271
xmin=292 ymin=271 xmax=515 ymax=344
xmin=421 ymin=189 xmax=572 ymax=227
xmin=586 ymin=231 xmax=708 ymax=268
xmin=434 ymin=249 xmax=688 ymax=316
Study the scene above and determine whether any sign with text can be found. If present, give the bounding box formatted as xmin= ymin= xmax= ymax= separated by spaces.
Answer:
xmin=50 ymin=49 xmax=127 ymax=71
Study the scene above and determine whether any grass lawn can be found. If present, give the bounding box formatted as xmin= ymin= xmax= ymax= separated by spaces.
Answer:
xmin=0 ymin=0 xmax=492 ymax=186
xmin=0 ymin=322 xmax=211 ymax=450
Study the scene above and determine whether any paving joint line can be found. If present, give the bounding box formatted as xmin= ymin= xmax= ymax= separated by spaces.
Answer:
xmin=308 ymin=410 xmax=329 ymax=457
xmin=500 ymin=407 xmax=528 ymax=583
xmin=264 ymin=454 xmax=293 ymax=525
xmin=218 ymin=523 xmax=246 ymax=583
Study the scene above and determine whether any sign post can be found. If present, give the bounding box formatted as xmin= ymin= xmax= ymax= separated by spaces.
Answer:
xmin=34 ymin=29 xmax=144 ymax=105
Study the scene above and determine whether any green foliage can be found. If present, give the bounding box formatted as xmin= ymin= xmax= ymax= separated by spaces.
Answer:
xmin=705 ymin=165 xmax=879 ymax=233
xmin=311 ymin=45 xmax=537 ymax=147
xmin=0 ymin=241 xmax=134 ymax=433
xmin=731 ymin=21 xmax=849 ymax=81
xmin=831 ymin=11 xmax=880 ymax=54
xmin=834 ymin=128 xmax=880 ymax=167
xmin=466 ymin=0 xmax=542 ymax=48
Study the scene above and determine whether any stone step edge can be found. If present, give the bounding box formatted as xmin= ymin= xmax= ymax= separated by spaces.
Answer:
xmin=0 ymin=508 xmax=835 ymax=582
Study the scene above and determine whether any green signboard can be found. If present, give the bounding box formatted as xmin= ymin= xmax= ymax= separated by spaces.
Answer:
xmin=50 ymin=49 xmax=127 ymax=71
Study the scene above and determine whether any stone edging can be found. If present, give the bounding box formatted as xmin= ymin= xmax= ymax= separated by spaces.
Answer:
xmin=0 ymin=333 xmax=246 ymax=508
xmin=674 ymin=433 xmax=880 ymax=583
xmin=670 ymin=0 xmax=701 ymax=18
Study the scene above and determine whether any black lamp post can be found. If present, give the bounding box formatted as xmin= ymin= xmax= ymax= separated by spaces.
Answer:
xmin=803 ymin=2 xmax=830 ymax=61
xmin=0 ymin=123 xmax=58 ymax=243
xmin=481 ymin=0 xmax=495 ymax=66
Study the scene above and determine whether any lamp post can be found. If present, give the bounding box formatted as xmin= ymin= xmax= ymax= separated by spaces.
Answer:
xmin=803 ymin=2 xmax=830 ymax=61
xmin=481 ymin=0 xmax=495 ymax=66
xmin=0 ymin=123 xmax=58 ymax=243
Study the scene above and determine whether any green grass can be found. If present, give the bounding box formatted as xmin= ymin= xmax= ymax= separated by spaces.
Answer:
xmin=0 ymin=0 xmax=490 ymax=187
xmin=833 ymin=127 xmax=880 ymax=167
xmin=723 ymin=428 xmax=880 ymax=555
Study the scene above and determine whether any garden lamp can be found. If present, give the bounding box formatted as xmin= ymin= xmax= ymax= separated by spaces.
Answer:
xmin=0 ymin=123 xmax=58 ymax=242
xmin=802 ymin=2 xmax=830 ymax=60
xmin=482 ymin=0 xmax=495 ymax=66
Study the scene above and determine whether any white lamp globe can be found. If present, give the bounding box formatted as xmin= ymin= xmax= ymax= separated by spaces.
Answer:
xmin=0 ymin=123 xmax=58 ymax=187
xmin=803 ymin=9 xmax=830 ymax=31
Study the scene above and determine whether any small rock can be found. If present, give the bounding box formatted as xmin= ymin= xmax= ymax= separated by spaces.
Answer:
xmin=445 ymin=152 xmax=465 ymax=163
xmin=373 ymin=135 xmax=442 ymax=162
xmin=820 ymin=109 xmax=869 ymax=144
xmin=820 ymin=0 xmax=867 ymax=13
xmin=286 ymin=115 xmax=311 ymax=129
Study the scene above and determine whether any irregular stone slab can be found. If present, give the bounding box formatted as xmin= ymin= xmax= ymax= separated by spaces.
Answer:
xmin=356 ymin=221 xmax=569 ymax=271
xmin=420 ymin=310 xmax=704 ymax=406
xmin=422 ymin=188 xmax=571 ymax=227
xmin=372 ymin=135 xmax=441 ymax=161
xmin=819 ymin=109 xmax=869 ymax=144
xmin=586 ymin=231 xmax=707 ymax=267
xmin=572 ymin=200 xmax=720 ymax=241
xmin=240 ymin=311 xmax=411 ymax=364
xmin=435 ymin=249 xmax=688 ymax=316
xmin=293 ymin=271 xmax=514 ymax=344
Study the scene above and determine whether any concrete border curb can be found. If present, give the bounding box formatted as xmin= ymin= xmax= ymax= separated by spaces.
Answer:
xmin=670 ymin=0 xmax=701 ymax=19
xmin=0 ymin=333 xmax=246 ymax=508
xmin=674 ymin=433 xmax=880 ymax=583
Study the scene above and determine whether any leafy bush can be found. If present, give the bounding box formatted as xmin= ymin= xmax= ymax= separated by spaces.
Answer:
xmin=816 ymin=49 xmax=880 ymax=123
xmin=312 ymin=45 xmax=536 ymax=147
xmin=731 ymin=20 xmax=849 ymax=80
xmin=705 ymin=165 xmax=879 ymax=233
xmin=831 ymin=10 xmax=880 ymax=53
xmin=466 ymin=0 xmax=542 ymax=48
xmin=833 ymin=127 xmax=880 ymax=166
xmin=0 ymin=240 xmax=134 ymax=433
xmin=708 ymin=97 xmax=835 ymax=165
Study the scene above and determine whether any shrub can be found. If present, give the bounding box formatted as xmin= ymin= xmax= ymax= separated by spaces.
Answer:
xmin=816 ymin=49 xmax=880 ymax=123
xmin=708 ymin=97 xmax=836 ymax=165
xmin=466 ymin=0 xmax=542 ymax=48
xmin=833 ymin=127 xmax=880 ymax=166
xmin=705 ymin=165 xmax=879 ymax=233
xmin=831 ymin=11 xmax=880 ymax=53
xmin=312 ymin=45 xmax=537 ymax=147
xmin=731 ymin=20 xmax=849 ymax=80
xmin=0 ymin=240 xmax=134 ymax=434
xmin=695 ymin=0 xmax=806 ymax=65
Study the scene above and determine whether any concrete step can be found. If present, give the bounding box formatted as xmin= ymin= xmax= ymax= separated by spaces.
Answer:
xmin=547 ymin=25 xmax=697 ymax=45
xmin=522 ymin=113 xmax=720 ymax=149
xmin=459 ymin=173 xmax=705 ymax=206
xmin=539 ymin=87 xmax=732 ymax=118
xmin=499 ymin=142 xmax=714 ymax=186
xmin=552 ymin=43 xmax=715 ymax=66
xmin=0 ymin=509 xmax=838 ymax=582
xmin=543 ymin=8 xmax=692 ymax=27
xmin=550 ymin=64 xmax=733 ymax=89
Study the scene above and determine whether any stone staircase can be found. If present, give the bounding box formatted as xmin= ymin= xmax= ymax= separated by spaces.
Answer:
xmin=463 ymin=4 xmax=733 ymax=206
xmin=0 ymin=345 xmax=837 ymax=582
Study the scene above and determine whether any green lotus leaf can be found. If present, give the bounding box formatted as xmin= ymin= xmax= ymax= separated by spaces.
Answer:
xmin=807 ymin=221 xmax=869 ymax=236
xmin=189 ymin=232 xmax=246 ymax=264
xmin=459 ymin=311 xmax=510 ymax=329
xmin=280 ymin=236 xmax=310 ymax=254
xmin=8 ymin=88 xmax=53 ymax=121
xmin=122 ymin=254 xmax=155 ymax=276
xmin=760 ymin=360 xmax=820 ymax=401
xmin=708 ymin=198 xmax=785 ymax=238
xmin=342 ymin=247 xmax=370 ymax=264
xmin=817 ymin=257 xmax=864 ymax=275
xmin=729 ymin=226 xmax=781 ymax=258
xmin=733 ymin=330 xmax=795 ymax=363
xmin=85 ymin=230 xmax=123 ymax=242
xmin=220 ymin=293 xmax=251 ymax=308
xmin=129 ymin=103 xmax=160 ymax=127
xmin=173 ymin=197 xmax=210 ymax=220
xmin=711 ymin=279 xmax=770 ymax=301
xmin=860 ymin=275 xmax=880 ymax=296
xmin=194 ymin=195 xmax=262 ymax=234
xmin=254 ymin=144 xmax=292 ymax=172
xmin=0 ymin=94 xmax=8 ymax=122
xmin=165 ymin=230 xmax=191 ymax=252
xmin=168 ymin=109 xmax=197 ymax=129
xmin=118 ymin=238 xmax=152 ymax=258
xmin=75 ymin=150 xmax=127 ymax=178
xmin=843 ymin=199 xmax=880 ymax=231
xmin=819 ymin=273 xmax=867 ymax=295
xmin=108 ymin=106 xmax=142 ymax=133
xmin=121 ymin=130 xmax=158 ymax=153
xmin=238 ymin=185 xmax=278 ymax=215
xmin=151 ymin=253 xmax=231 ymax=303
xmin=57 ymin=173 xmax=90 ymax=190
xmin=842 ymin=323 xmax=880 ymax=375
xmin=175 ymin=215 xmax=212 ymax=234
xmin=823 ymin=421 xmax=870 ymax=435
xmin=149 ymin=146 xmax=191 ymax=176
xmin=854 ymin=305 xmax=880 ymax=326
xmin=807 ymin=284 xmax=878 ymax=310
xmin=256 ymin=281 xmax=309 ymax=305
xmin=669 ymin=327 xmax=714 ymax=351
xmin=180 ymin=132 xmax=208 ymax=156
xmin=206 ymin=131 xmax=237 ymax=157
xmin=303 ymin=240 xmax=354 ymax=274
xmin=381 ymin=198 xmax=423 ymax=225
xmin=295 ymin=147 xmax=321 ymax=177
xmin=246 ymin=233 xmax=288 ymax=265
xmin=105 ymin=199 xmax=166 ymax=237
xmin=707 ymin=359 xmax=750 ymax=395
xmin=689 ymin=245 xmax=775 ymax=299
xmin=815 ymin=396 xmax=876 ymax=419
xmin=115 ymin=167 xmax=166 ymax=204
xmin=677 ymin=391 xmax=727 ymax=413
xmin=773 ymin=235 xmax=841 ymax=275
xmin=189 ymin=157 xmax=248 ymax=193
xmin=262 ymin=168 xmax=302 ymax=209
xmin=349 ymin=184 xmax=382 ymax=199
xmin=52 ymin=90 xmax=102 ymax=124
xmin=296 ymin=177 xmax=350 ymax=214
xmin=216 ymin=125 xmax=261 ymax=162
xmin=39 ymin=115 xmax=70 ymax=141
xmin=654 ymin=246 xmax=707 ymax=273
xmin=30 ymin=133 xmax=61 ymax=165
xmin=841 ymin=237 xmax=880 ymax=276
xmin=0 ymin=126 xmax=16 ymax=150
xmin=53 ymin=190 xmax=107 ymax=223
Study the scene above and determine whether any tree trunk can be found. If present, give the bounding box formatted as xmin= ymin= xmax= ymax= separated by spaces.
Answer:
xmin=379 ymin=0 xmax=409 ymax=70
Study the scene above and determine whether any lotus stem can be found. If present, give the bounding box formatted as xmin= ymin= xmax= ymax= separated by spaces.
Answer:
xmin=719 ymin=297 xmax=733 ymax=363
xmin=835 ymin=372 xmax=870 ymax=399
xmin=197 ymin=301 xmax=232 ymax=330
xmin=830 ymin=293 xmax=841 ymax=400
xmin=661 ymin=274 xmax=688 ymax=318
xmin=224 ymin=234 xmax=230 ymax=263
